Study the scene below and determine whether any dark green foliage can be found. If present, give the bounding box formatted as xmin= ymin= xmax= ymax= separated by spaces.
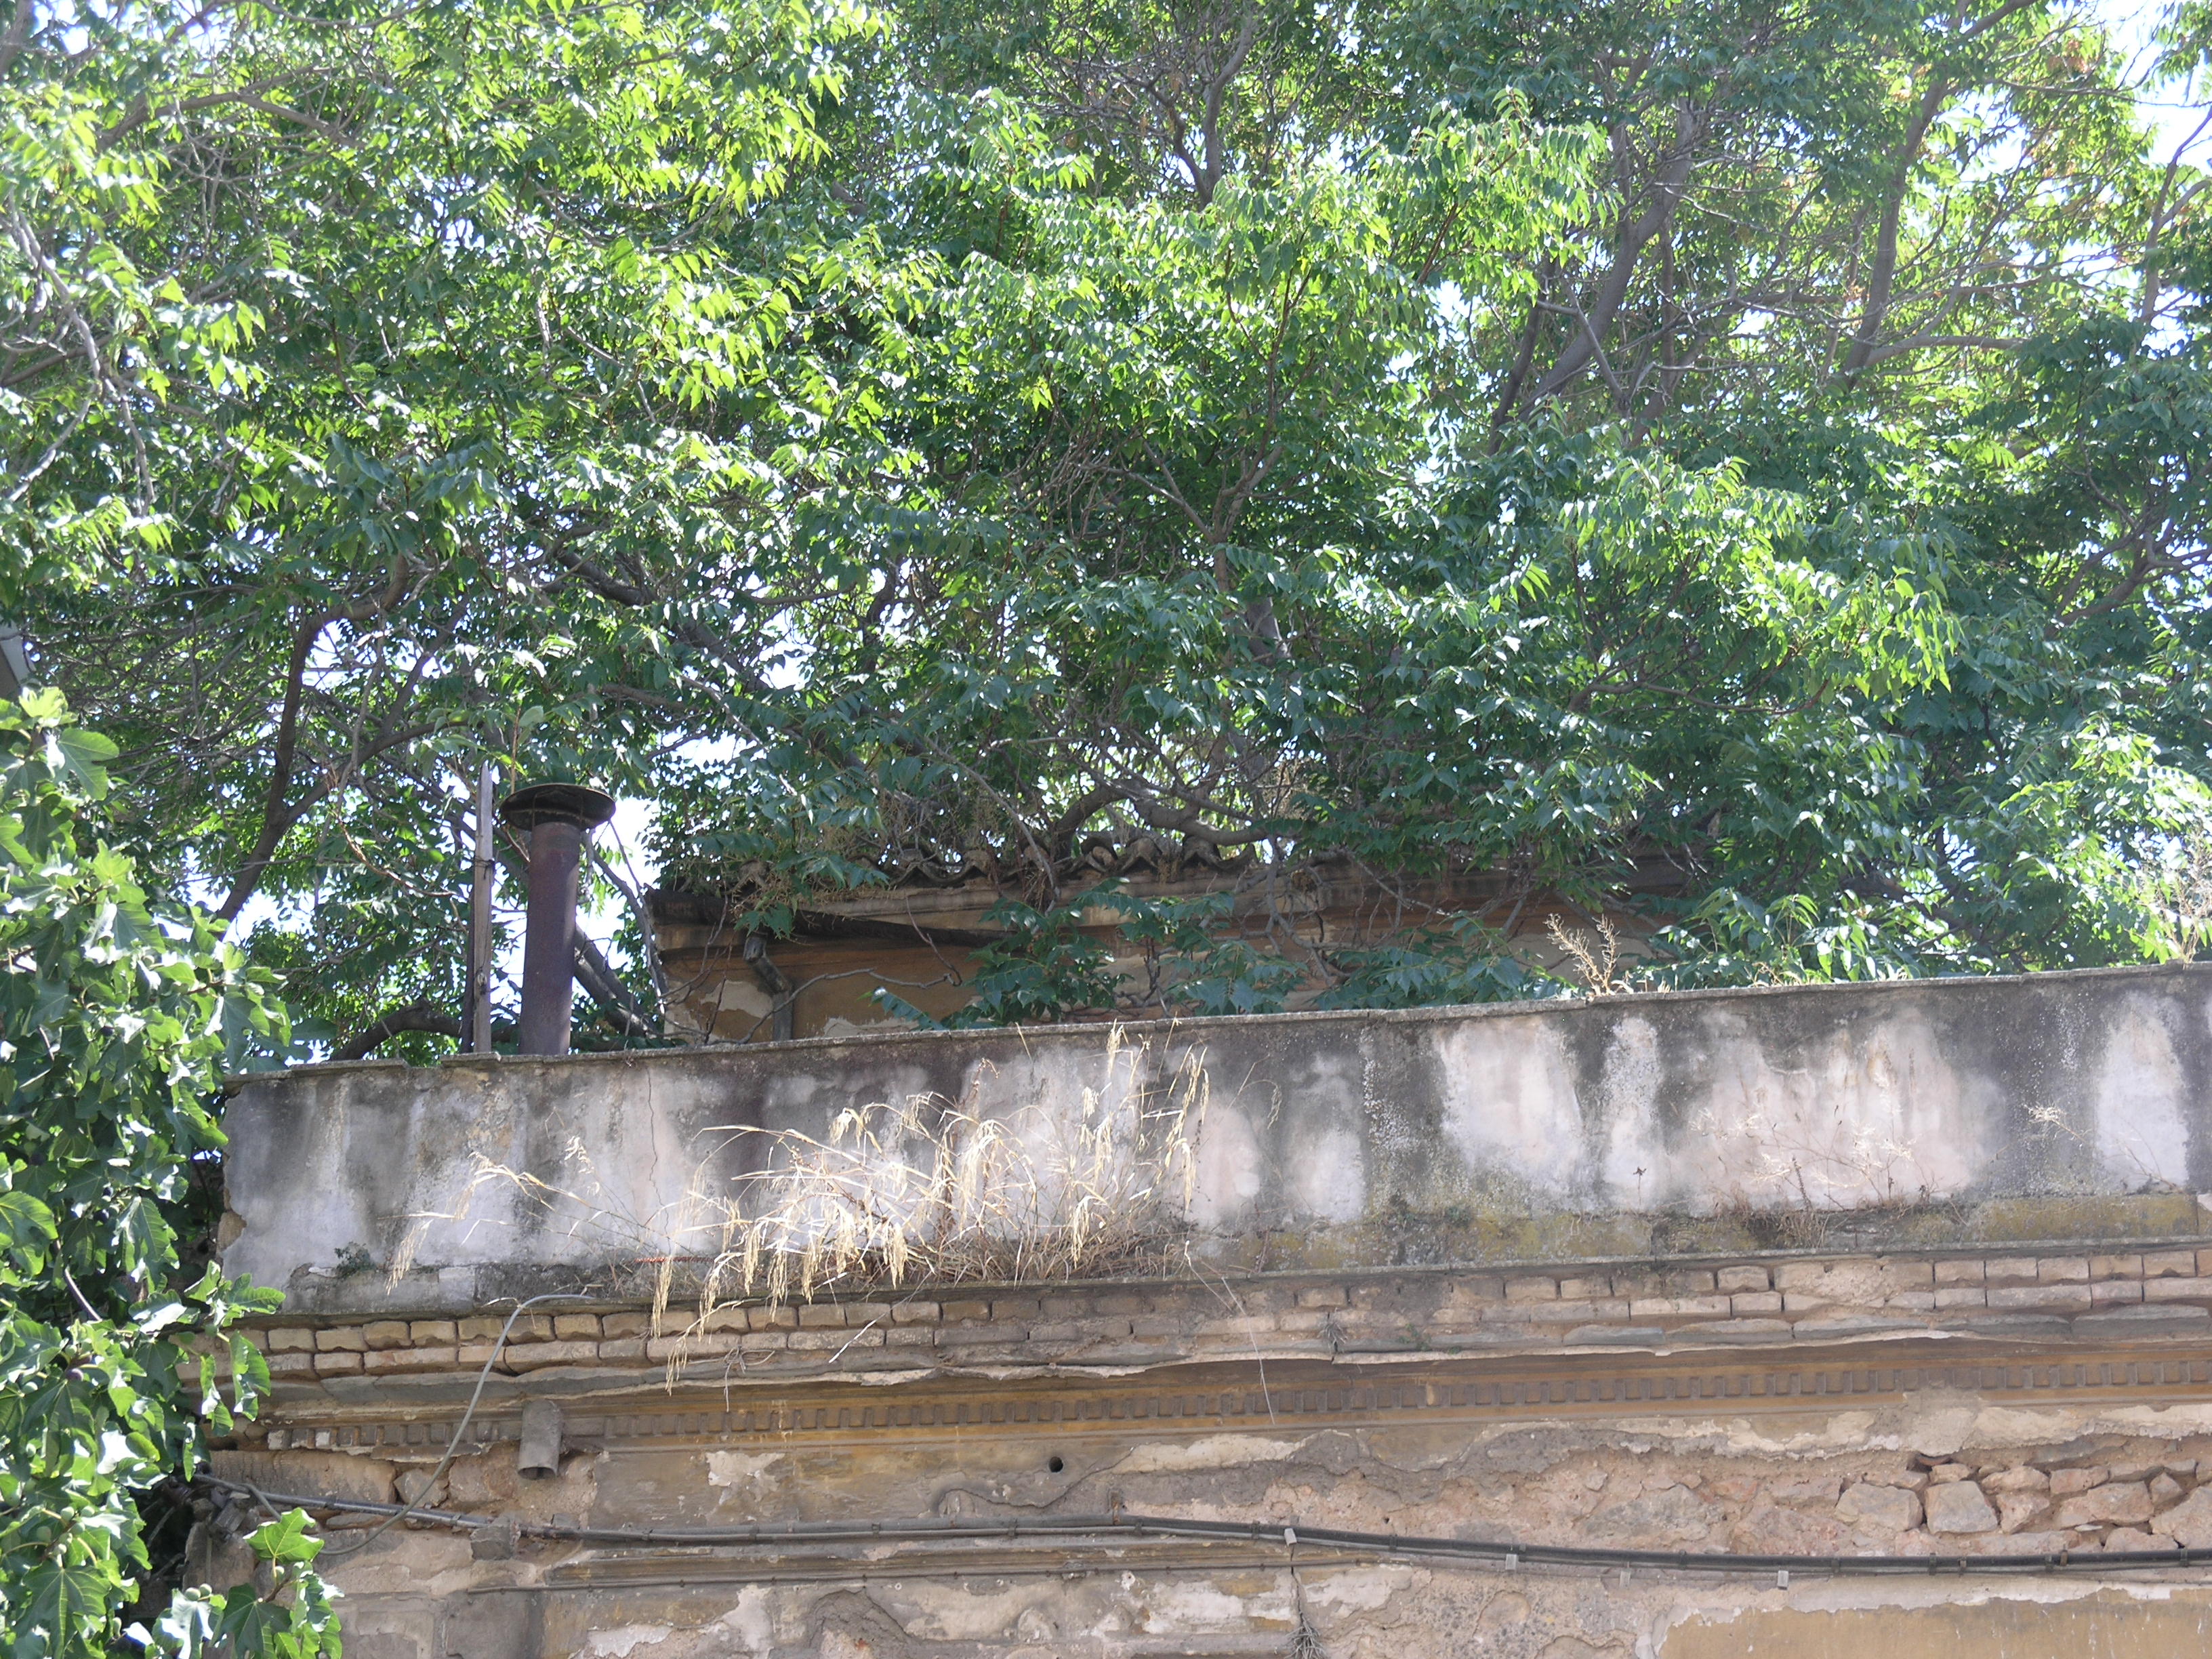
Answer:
xmin=0 ymin=692 xmax=335 ymax=1656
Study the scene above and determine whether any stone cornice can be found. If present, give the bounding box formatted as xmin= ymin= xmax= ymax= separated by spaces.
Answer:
xmin=258 ymin=1336 xmax=2212 ymax=1457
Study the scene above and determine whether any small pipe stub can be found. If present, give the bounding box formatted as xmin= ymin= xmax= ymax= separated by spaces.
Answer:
xmin=516 ymin=1400 xmax=564 ymax=1481
xmin=497 ymin=781 xmax=615 ymax=834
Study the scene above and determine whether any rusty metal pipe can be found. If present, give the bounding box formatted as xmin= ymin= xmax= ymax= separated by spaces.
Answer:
xmin=499 ymin=782 xmax=615 ymax=1057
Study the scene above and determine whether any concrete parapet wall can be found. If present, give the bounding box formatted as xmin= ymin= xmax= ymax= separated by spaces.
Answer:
xmin=222 ymin=964 xmax=2212 ymax=1313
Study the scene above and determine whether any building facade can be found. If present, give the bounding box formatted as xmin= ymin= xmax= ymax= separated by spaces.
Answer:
xmin=211 ymin=963 xmax=2212 ymax=1657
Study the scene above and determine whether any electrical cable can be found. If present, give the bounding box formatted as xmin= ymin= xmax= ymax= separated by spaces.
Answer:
xmin=197 ymin=1480 xmax=2212 ymax=1581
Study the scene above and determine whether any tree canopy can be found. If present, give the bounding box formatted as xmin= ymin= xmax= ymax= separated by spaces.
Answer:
xmin=7 ymin=0 xmax=2212 ymax=1045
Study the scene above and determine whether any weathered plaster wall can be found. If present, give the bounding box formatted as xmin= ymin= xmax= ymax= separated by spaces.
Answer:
xmin=224 ymin=965 xmax=2212 ymax=1315
xmin=215 ymin=1371 xmax=2212 ymax=1659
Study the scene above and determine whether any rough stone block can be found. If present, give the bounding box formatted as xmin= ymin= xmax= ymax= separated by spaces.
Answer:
xmin=748 ymin=1305 xmax=798 ymax=1330
xmin=1731 ymin=1292 xmax=1783 ymax=1315
xmin=937 ymin=1299 xmax=993 ymax=1322
xmin=596 ymin=1339 xmax=647 ymax=1362
xmin=552 ymin=1314 xmax=602 ymax=1340
xmin=2143 ymin=1249 xmax=2196 ymax=1278
xmin=1630 ymin=1295 xmax=1729 ymax=1318
xmin=1933 ymin=1259 xmax=1984 ymax=1286
xmin=600 ymin=1312 xmax=650 ymax=1338
xmin=1776 ymin=1259 xmax=1924 ymax=1307
xmin=2090 ymin=1280 xmax=2145 ymax=1305
xmin=888 ymin=1301 xmax=941 ymax=1324
xmin=1837 ymin=1481 xmax=1921 ymax=1532
xmin=2102 ymin=1528 xmax=2175 ymax=1553
xmin=796 ymin=1303 xmax=846 ymax=1328
xmin=1295 ymin=1286 xmax=1348 ymax=1307
xmin=2036 ymin=1256 xmax=2090 ymax=1283
xmin=1934 ymin=1286 xmax=1987 ymax=1310
xmin=1504 ymin=1277 xmax=1559 ymax=1303
xmin=1923 ymin=1481 xmax=1999 ymax=1534
xmin=269 ymin=1351 xmax=316 ymax=1376
xmin=1717 ymin=1265 xmax=1771 ymax=1293
xmin=787 ymin=1327 xmax=882 ymax=1351
xmin=2142 ymin=1276 xmax=2212 ymax=1303
xmin=1981 ymin=1257 xmax=2040 ymax=1286
xmin=1986 ymin=1283 xmax=2091 ymax=1311
xmin=936 ymin=1324 xmax=1025 ymax=1346
xmin=2089 ymin=1254 xmax=2143 ymax=1280
xmin=2047 ymin=1467 xmax=2108 ymax=1497
xmin=1984 ymin=1466 xmax=2049 ymax=1493
xmin=267 ymin=1326 xmax=315 ymax=1353
xmin=312 ymin=1351 xmax=363 ymax=1374
xmin=457 ymin=1317 xmax=507 ymax=1343
xmin=365 ymin=1346 xmax=455 ymax=1374
xmin=408 ymin=1320 xmax=458 ymax=1345
xmin=503 ymin=1340 xmax=600 ymax=1370
xmin=2153 ymin=1487 xmax=2212 ymax=1548
xmin=315 ymin=1326 xmax=367 ymax=1352
xmin=1995 ymin=1490 xmax=2052 ymax=1533
xmin=1191 ymin=1315 xmax=1277 ymax=1339
xmin=2053 ymin=1483 xmax=2153 ymax=1528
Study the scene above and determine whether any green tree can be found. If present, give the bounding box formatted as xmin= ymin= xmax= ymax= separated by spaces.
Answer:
xmin=0 ymin=689 xmax=334 ymax=1656
xmin=5 ymin=0 xmax=2209 ymax=1035
xmin=4 ymin=0 xmax=882 ymax=1050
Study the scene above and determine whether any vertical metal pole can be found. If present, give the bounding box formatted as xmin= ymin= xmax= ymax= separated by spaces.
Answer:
xmin=468 ymin=762 xmax=495 ymax=1052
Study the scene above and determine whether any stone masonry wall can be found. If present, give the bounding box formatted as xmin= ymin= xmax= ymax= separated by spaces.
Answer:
xmin=247 ymin=1246 xmax=2212 ymax=1389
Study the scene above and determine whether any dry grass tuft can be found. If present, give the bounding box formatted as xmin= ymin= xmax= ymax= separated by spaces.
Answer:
xmin=1544 ymin=911 xmax=1638 ymax=994
xmin=390 ymin=1028 xmax=1212 ymax=1380
xmin=665 ymin=1029 xmax=1207 ymax=1353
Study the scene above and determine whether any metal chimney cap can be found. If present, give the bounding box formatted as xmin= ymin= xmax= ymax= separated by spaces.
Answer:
xmin=498 ymin=781 xmax=616 ymax=832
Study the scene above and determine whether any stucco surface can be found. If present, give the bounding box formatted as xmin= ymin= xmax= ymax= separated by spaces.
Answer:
xmin=223 ymin=965 xmax=2212 ymax=1313
xmin=217 ymin=1389 xmax=2212 ymax=1659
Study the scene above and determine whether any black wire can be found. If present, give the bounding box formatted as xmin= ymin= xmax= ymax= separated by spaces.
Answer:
xmin=195 ymin=1481 xmax=2212 ymax=1580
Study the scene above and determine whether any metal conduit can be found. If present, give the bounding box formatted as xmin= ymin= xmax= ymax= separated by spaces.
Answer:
xmin=201 ymin=1479 xmax=2212 ymax=1581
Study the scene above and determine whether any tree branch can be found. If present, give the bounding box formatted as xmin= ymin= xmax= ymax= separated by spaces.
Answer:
xmin=1843 ymin=77 xmax=1948 ymax=377
xmin=1526 ymin=115 xmax=1702 ymax=407
xmin=335 ymin=1000 xmax=511 ymax=1061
